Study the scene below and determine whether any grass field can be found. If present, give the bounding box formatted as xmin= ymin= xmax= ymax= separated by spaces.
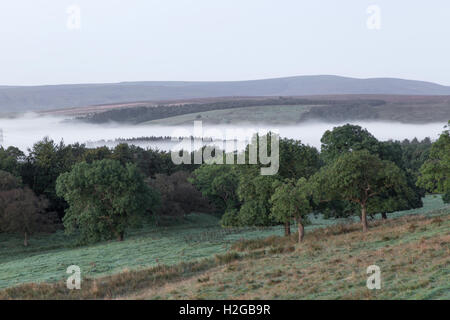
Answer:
xmin=133 ymin=208 xmax=449 ymax=300
xmin=143 ymin=105 xmax=315 ymax=125
xmin=0 ymin=195 xmax=448 ymax=299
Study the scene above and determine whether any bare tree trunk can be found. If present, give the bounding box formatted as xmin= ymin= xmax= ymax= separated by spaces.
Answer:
xmin=284 ymin=221 xmax=291 ymax=236
xmin=297 ymin=217 xmax=304 ymax=243
xmin=24 ymin=232 xmax=28 ymax=247
xmin=381 ymin=212 xmax=387 ymax=220
xmin=118 ymin=231 xmax=124 ymax=241
xmin=361 ymin=205 xmax=368 ymax=232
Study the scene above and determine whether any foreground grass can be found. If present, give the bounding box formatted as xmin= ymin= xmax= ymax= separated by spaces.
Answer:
xmin=1 ymin=196 xmax=444 ymax=289
xmin=1 ymin=198 xmax=449 ymax=299
xmin=130 ymin=210 xmax=450 ymax=300
xmin=0 ymin=213 xmax=287 ymax=289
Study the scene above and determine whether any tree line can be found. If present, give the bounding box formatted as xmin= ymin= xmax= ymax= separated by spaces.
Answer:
xmin=0 ymin=141 xmax=205 ymax=245
xmin=0 ymin=122 xmax=448 ymax=246
xmin=190 ymin=122 xmax=448 ymax=242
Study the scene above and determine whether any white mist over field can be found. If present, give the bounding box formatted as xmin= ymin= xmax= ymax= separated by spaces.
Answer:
xmin=0 ymin=114 xmax=447 ymax=153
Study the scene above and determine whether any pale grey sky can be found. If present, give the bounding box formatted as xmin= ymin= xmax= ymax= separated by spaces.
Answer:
xmin=1 ymin=0 xmax=449 ymax=86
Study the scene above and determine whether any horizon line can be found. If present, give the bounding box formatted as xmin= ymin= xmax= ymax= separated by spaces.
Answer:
xmin=1 ymin=74 xmax=449 ymax=88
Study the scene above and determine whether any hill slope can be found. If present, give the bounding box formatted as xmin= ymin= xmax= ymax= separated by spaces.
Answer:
xmin=0 ymin=196 xmax=448 ymax=299
xmin=131 ymin=211 xmax=449 ymax=300
xmin=78 ymin=96 xmax=450 ymax=125
xmin=2 ymin=75 xmax=450 ymax=112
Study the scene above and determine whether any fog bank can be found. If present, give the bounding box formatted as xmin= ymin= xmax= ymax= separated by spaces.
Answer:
xmin=0 ymin=114 xmax=446 ymax=152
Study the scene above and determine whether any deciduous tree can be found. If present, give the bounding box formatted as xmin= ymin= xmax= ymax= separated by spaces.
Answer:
xmin=0 ymin=171 xmax=56 ymax=246
xmin=56 ymin=159 xmax=159 ymax=243
xmin=417 ymin=121 xmax=450 ymax=203
xmin=270 ymin=178 xmax=312 ymax=242
xmin=313 ymin=150 xmax=410 ymax=232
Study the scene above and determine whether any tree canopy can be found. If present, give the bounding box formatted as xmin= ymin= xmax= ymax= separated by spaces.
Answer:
xmin=312 ymin=150 xmax=411 ymax=232
xmin=320 ymin=124 xmax=381 ymax=163
xmin=147 ymin=171 xmax=212 ymax=224
xmin=417 ymin=122 xmax=450 ymax=203
xmin=56 ymin=159 xmax=159 ymax=243
xmin=189 ymin=164 xmax=240 ymax=213
xmin=319 ymin=124 xmax=424 ymax=219
xmin=270 ymin=178 xmax=313 ymax=242
xmin=0 ymin=170 xmax=56 ymax=246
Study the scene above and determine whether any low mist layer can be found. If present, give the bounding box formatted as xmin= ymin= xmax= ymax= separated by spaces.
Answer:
xmin=0 ymin=114 xmax=446 ymax=152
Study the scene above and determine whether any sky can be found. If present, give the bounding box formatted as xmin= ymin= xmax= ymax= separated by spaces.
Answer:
xmin=1 ymin=0 xmax=449 ymax=86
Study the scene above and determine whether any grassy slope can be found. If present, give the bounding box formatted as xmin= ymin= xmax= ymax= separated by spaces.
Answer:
xmin=0 ymin=211 xmax=317 ymax=289
xmin=131 ymin=208 xmax=449 ymax=300
xmin=142 ymin=105 xmax=315 ymax=125
xmin=0 ymin=196 xmax=448 ymax=299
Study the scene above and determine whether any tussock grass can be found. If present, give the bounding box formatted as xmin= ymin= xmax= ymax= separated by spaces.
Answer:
xmin=1 ymin=196 xmax=449 ymax=299
xmin=214 ymin=251 xmax=241 ymax=264
xmin=128 ymin=209 xmax=450 ymax=300
xmin=231 ymin=235 xmax=296 ymax=252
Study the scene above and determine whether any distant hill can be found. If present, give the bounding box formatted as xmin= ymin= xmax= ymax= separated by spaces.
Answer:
xmin=2 ymin=75 xmax=450 ymax=112
xmin=75 ymin=96 xmax=450 ymax=125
